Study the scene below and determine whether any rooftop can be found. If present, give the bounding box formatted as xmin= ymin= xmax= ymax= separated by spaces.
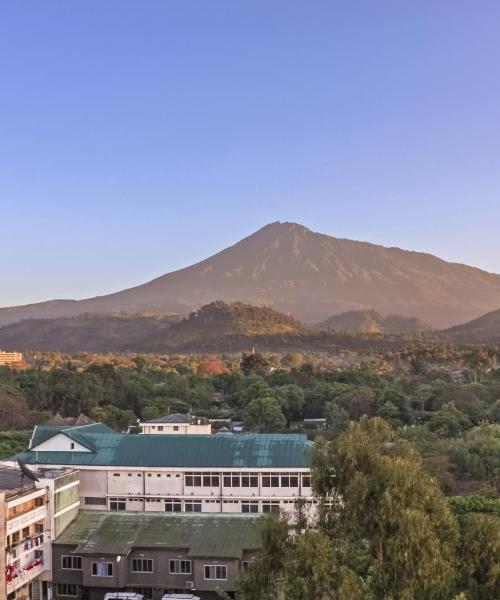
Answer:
xmin=141 ymin=413 xmax=209 ymax=424
xmin=17 ymin=426 xmax=311 ymax=468
xmin=55 ymin=510 xmax=261 ymax=558
xmin=0 ymin=465 xmax=36 ymax=496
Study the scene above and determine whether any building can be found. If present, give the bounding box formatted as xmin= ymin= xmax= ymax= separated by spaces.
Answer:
xmin=51 ymin=511 xmax=260 ymax=600
xmin=7 ymin=423 xmax=316 ymax=521
xmin=0 ymin=351 xmax=23 ymax=366
xmin=1 ymin=464 xmax=79 ymax=600
xmin=139 ymin=415 xmax=211 ymax=436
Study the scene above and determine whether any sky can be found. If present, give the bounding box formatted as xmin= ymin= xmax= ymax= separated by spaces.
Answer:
xmin=1 ymin=1 xmax=500 ymax=307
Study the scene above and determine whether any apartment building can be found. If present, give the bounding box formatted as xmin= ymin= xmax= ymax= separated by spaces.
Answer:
xmin=0 ymin=465 xmax=79 ymax=600
xmin=0 ymin=351 xmax=23 ymax=365
xmin=139 ymin=414 xmax=212 ymax=435
xmin=6 ymin=423 xmax=316 ymax=521
xmin=51 ymin=511 xmax=260 ymax=600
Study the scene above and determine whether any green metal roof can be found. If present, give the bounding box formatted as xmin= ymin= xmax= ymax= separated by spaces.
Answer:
xmin=30 ymin=423 xmax=114 ymax=449
xmin=16 ymin=429 xmax=311 ymax=468
xmin=55 ymin=510 xmax=261 ymax=558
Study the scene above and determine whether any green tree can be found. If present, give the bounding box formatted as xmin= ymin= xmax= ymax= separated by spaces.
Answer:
xmin=243 ymin=396 xmax=286 ymax=432
xmin=312 ymin=417 xmax=459 ymax=599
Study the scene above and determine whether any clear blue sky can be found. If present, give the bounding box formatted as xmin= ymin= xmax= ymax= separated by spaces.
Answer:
xmin=1 ymin=1 xmax=500 ymax=307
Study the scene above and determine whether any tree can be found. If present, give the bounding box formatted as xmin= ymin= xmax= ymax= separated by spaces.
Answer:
xmin=276 ymin=385 xmax=305 ymax=423
xmin=243 ymin=396 xmax=286 ymax=432
xmin=312 ymin=417 xmax=459 ymax=599
xmin=240 ymin=352 xmax=270 ymax=376
xmin=324 ymin=401 xmax=349 ymax=436
xmin=427 ymin=402 xmax=472 ymax=437
xmin=456 ymin=513 xmax=500 ymax=599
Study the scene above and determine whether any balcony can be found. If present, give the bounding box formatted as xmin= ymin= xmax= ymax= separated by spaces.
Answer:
xmin=6 ymin=506 xmax=47 ymax=534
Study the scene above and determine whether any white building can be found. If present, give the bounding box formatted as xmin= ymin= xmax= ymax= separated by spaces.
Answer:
xmin=3 ymin=423 xmax=320 ymax=522
xmin=139 ymin=414 xmax=212 ymax=435
xmin=0 ymin=464 xmax=79 ymax=600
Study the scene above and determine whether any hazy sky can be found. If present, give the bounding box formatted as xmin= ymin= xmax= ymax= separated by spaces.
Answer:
xmin=1 ymin=1 xmax=500 ymax=307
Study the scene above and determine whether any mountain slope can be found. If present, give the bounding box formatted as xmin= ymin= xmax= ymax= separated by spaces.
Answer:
xmin=2 ymin=221 xmax=500 ymax=328
xmin=0 ymin=313 xmax=179 ymax=353
xmin=134 ymin=301 xmax=305 ymax=351
xmin=444 ymin=308 xmax=500 ymax=344
xmin=318 ymin=310 xmax=431 ymax=334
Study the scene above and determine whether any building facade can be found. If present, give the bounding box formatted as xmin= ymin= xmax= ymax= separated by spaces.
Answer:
xmin=1 ymin=465 xmax=79 ymax=600
xmin=139 ymin=414 xmax=212 ymax=436
xmin=6 ymin=424 xmax=318 ymax=521
xmin=51 ymin=511 xmax=260 ymax=600
xmin=0 ymin=351 xmax=23 ymax=365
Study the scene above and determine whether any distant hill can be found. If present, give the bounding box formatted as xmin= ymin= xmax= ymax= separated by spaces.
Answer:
xmin=318 ymin=310 xmax=431 ymax=334
xmin=444 ymin=308 xmax=500 ymax=344
xmin=133 ymin=301 xmax=306 ymax=352
xmin=3 ymin=222 xmax=500 ymax=328
xmin=0 ymin=313 xmax=179 ymax=353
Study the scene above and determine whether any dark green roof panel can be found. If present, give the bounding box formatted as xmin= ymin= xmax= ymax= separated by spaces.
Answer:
xmin=55 ymin=510 xmax=261 ymax=558
xmin=17 ymin=431 xmax=310 ymax=468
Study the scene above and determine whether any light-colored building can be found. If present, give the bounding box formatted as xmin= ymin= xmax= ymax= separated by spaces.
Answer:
xmin=139 ymin=414 xmax=212 ymax=435
xmin=5 ymin=423 xmax=319 ymax=522
xmin=0 ymin=351 xmax=23 ymax=366
xmin=0 ymin=464 xmax=79 ymax=600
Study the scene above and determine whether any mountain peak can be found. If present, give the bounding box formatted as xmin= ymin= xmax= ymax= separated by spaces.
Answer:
xmin=2 ymin=223 xmax=500 ymax=328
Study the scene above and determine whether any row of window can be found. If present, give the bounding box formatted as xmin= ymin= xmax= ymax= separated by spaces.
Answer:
xmin=61 ymin=557 xmax=228 ymax=580
xmin=108 ymin=472 xmax=311 ymax=487
xmin=107 ymin=497 xmax=315 ymax=513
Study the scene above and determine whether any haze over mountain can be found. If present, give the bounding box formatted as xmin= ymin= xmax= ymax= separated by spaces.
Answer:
xmin=2 ymin=222 xmax=500 ymax=329
xmin=318 ymin=310 xmax=431 ymax=334
xmin=444 ymin=308 xmax=500 ymax=344
xmin=0 ymin=313 xmax=179 ymax=353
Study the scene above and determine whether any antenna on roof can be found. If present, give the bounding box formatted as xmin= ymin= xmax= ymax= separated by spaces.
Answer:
xmin=17 ymin=459 xmax=39 ymax=486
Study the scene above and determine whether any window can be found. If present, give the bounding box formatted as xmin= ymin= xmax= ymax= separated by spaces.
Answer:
xmin=184 ymin=501 xmax=202 ymax=513
xmin=173 ymin=426 xmax=179 ymax=431
xmin=91 ymin=561 xmax=113 ymax=577
xmin=165 ymin=498 xmax=182 ymax=512
xmin=185 ymin=473 xmax=202 ymax=487
xmin=204 ymin=565 xmax=227 ymax=580
xmin=131 ymin=558 xmax=153 ymax=573
xmin=302 ymin=475 xmax=311 ymax=488
xmin=262 ymin=474 xmax=279 ymax=487
xmin=56 ymin=583 xmax=78 ymax=597
xmin=169 ymin=559 xmax=192 ymax=574
xmin=22 ymin=527 xmax=30 ymax=538
xmin=113 ymin=473 xmax=121 ymax=477
xmin=242 ymin=560 xmax=252 ymax=570
xmin=241 ymin=501 xmax=259 ymax=514
xmin=70 ymin=443 xmax=75 ymax=450
xmin=185 ymin=472 xmax=219 ymax=487
xmin=262 ymin=501 xmax=280 ymax=514
xmin=262 ymin=473 xmax=300 ymax=487
xmin=109 ymin=497 xmax=126 ymax=510
xmin=35 ymin=523 xmax=44 ymax=534
xmin=12 ymin=532 xmax=19 ymax=544
xmin=158 ymin=426 xmax=163 ymax=432
xmin=62 ymin=555 xmax=82 ymax=570
xmin=34 ymin=496 xmax=44 ymax=507
xmin=222 ymin=472 xmax=258 ymax=487
xmin=85 ymin=497 xmax=107 ymax=506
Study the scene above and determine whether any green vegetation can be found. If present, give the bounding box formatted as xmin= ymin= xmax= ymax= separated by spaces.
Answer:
xmin=238 ymin=418 xmax=500 ymax=599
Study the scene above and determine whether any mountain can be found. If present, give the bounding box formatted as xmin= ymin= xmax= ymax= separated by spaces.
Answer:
xmin=2 ymin=221 xmax=500 ymax=328
xmin=0 ymin=313 xmax=179 ymax=353
xmin=444 ymin=308 xmax=500 ymax=344
xmin=317 ymin=310 xmax=431 ymax=334
xmin=133 ymin=301 xmax=306 ymax=352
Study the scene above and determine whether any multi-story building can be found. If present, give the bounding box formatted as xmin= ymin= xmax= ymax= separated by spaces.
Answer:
xmin=51 ymin=510 xmax=260 ymax=600
xmin=0 ymin=351 xmax=23 ymax=365
xmin=139 ymin=414 xmax=212 ymax=435
xmin=6 ymin=423 xmax=316 ymax=521
xmin=1 ymin=465 xmax=79 ymax=600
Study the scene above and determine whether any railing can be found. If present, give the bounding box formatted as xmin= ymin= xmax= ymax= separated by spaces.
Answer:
xmin=6 ymin=506 xmax=47 ymax=534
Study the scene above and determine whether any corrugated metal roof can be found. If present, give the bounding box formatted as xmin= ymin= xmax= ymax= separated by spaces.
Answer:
xmin=55 ymin=510 xmax=261 ymax=558
xmin=30 ymin=423 xmax=114 ymax=449
xmin=17 ymin=430 xmax=311 ymax=468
